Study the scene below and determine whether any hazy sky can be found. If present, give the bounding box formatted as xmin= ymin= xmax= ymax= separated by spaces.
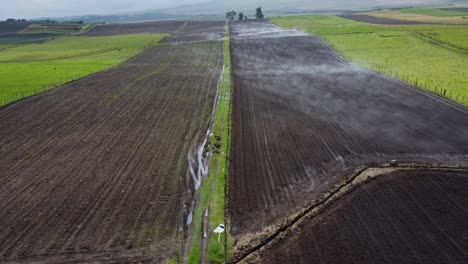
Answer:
xmin=1 ymin=0 xmax=436 ymax=20
xmin=0 ymin=0 xmax=208 ymax=19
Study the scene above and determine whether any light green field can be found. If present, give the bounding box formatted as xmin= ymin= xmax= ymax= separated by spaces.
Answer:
xmin=0 ymin=33 xmax=166 ymax=106
xmin=272 ymin=15 xmax=468 ymax=106
xmin=411 ymin=26 xmax=468 ymax=50
xmin=399 ymin=8 xmax=468 ymax=17
xmin=0 ymin=45 xmax=14 ymax=51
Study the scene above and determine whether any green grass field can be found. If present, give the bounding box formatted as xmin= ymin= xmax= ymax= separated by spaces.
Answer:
xmin=0 ymin=33 xmax=166 ymax=106
xmin=272 ymin=15 xmax=468 ymax=106
xmin=398 ymin=8 xmax=468 ymax=17
xmin=0 ymin=45 xmax=14 ymax=51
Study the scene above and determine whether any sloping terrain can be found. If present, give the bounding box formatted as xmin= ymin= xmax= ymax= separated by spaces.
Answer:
xmin=340 ymin=15 xmax=431 ymax=25
xmin=0 ymin=35 xmax=223 ymax=263
xmin=228 ymin=20 xmax=468 ymax=252
xmin=161 ymin=21 xmax=225 ymax=44
xmin=0 ymin=21 xmax=32 ymax=37
xmin=253 ymin=169 xmax=468 ymax=264
xmin=83 ymin=21 xmax=225 ymax=44
xmin=357 ymin=11 xmax=468 ymax=25
xmin=82 ymin=21 xmax=186 ymax=36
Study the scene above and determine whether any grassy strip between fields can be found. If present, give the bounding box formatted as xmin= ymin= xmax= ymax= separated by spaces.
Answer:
xmin=271 ymin=15 xmax=468 ymax=106
xmin=187 ymin=24 xmax=232 ymax=264
xmin=0 ymin=33 xmax=167 ymax=106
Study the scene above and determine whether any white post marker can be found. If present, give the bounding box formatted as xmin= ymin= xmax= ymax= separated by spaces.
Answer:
xmin=213 ymin=224 xmax=225 ymax=242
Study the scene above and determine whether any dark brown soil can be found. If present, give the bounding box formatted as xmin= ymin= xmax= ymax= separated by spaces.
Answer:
xmin=82 ymin=21 xmax=225 ymax=45
xmin=228 ymin=21 xmax=468 ymax=240
xmin=82 ymin=21 xmax=186 ymax=36
xmin=340 ymin=15 xmax=432 ymax=24
xmin=254 ymin=169 xmax=468 ymax=264
xmin=0 ymin=41 xmax=223 ymax=262
xmin=161 ymin=21 xmax=225 ymax=44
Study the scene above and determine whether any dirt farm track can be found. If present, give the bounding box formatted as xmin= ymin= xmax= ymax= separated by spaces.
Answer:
xmin=0 ymin=23 xmax=224 ymax=262
xmin=228 ymin=21 xmax=468 ymax=257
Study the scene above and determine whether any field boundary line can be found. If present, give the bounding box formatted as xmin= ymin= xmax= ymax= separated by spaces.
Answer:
xmin=185 ymin=22 xmax=232 ymax=264
xmin=409 ymin=32 xmax=468 ymax=53
xmin=311 ymin=32 xmax=468 ymax=110
xmin=0 ymin=34 xmax=168 ymax=108
xmin=233 ymin=163 xmax=468 ymax=263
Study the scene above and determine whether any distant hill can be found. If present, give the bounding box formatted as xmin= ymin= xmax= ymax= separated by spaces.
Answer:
xmin=40 ymin=0 xmax=463 ymax=23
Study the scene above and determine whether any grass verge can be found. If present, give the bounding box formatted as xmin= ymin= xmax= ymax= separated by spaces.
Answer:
xmin=0 ymin=33 xmax=167 ymax=106
xmin=271 ymin=15 xmax=468 ymax=106
xmin=187 ymin=24 xmax=232 ymax=264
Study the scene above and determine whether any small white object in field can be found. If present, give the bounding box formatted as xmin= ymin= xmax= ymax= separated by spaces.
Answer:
xmin=214 ymin=224 xmax=225 ymax=242
xmin=214 ymin=224 xmax=225 ymax=233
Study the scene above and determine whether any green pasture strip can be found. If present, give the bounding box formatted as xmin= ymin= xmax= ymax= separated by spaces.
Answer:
xmin=187 ymin=24 xmax=232 ymax=264
xmin=0 ymin=33 xmax=167 ymax=106
xmin=271 ymin=15 xmax=468 ymax=106
xmin=207 ymin=25 xmax=233 ymax=263
xmin=0 ymin=45 xmax=14 ymax=51
xmin=409 ymin=26 xmax=468 ymax=50
xmin=398 ymin=8 xmax=468 ymax=17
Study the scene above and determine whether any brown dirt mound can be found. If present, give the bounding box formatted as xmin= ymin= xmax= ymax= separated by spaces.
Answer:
xmin=339 ymin=14 xmax=432 ymax=24
xmin=0 ymin=41 xmax=223 ymax=262
xmin=254 ymin=169 xmax=468 ymax=264
xmin=228 ymin=21 xmax=468 ymax=242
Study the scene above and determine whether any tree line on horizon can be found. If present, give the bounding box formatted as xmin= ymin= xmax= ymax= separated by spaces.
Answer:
xmin=226 ymin=6 xmax=264 ymax=21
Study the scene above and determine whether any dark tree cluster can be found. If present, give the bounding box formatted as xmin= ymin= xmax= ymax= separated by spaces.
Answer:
xmin=6 ymin=18 xmax=27 ymax=22
xmin=256 ymin=7 xmax=264 ymax=19
xmin=226 ymin=10 xmax=237 ymax=20
xmin=226 ymin=6 xmax=263 ymax=21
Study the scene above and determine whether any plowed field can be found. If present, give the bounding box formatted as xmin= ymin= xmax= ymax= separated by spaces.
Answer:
xmin=82 ymin=21 xmax=185 ymax=36
xmin=161 ymin=21 xmax=225 ymax=44
xmin=228 ymin=20 xmax=468 ymax=244
xmin=84 ymin=21 xmax=225 ymax=45
xmin=0 ymin=40 xmax=223 ymax=262
xmin=254 ymin=169 xmax=468 ymax=264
